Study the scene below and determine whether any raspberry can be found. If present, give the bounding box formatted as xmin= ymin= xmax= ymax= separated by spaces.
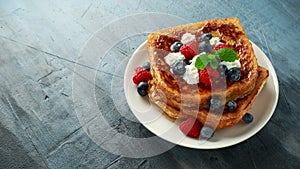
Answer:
xmin=199 ymin=66 xmax=220 ymax=86
xmin=179 ymin=117 xmax=202 ymax=138
xmin=212 ymin=43 xmax=229 ymax=53
xmin=199 ymin=69 xmax=211 ymax=86
xmin=206 ymin=66 xmax=220 ymax=79
xmin=179 ymin=41 xmax=199 ymax=60
xmin=134 ymin=66 xmax=145 ymax=73
xmin=132 ymin=67 xmax=152 ymax=85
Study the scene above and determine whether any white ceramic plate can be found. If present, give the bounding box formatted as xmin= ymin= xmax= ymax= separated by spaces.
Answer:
xmin=124 ymin=40 xmax=279 ymax=149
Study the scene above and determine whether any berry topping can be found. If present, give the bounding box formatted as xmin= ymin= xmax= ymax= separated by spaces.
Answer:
xmin=200 ymin=33 xmax=213 ymax=41
xmin=179 ymin=41 xmax=199 ymax=60
xmin=198 ymin=66 xmax=220 ymax=86
xmin=134 ymin=66 xmax=145 ymax=74
xmin=179 ymin=117 xmax=202 ymax=138
xmin=212 ymin=43 xmax=229 ymax=53
xmin=199 ymin=41 xmax=213 ymax=54
xmin=200 ymin=126 xmax=215 ymax=139
xmin=217 ymin=64 xmax=228 ymax=78
xmin=199 ymin=69 xmax=211 ymax=86
xmin=137 ymin=82 xmax=149 ymax=96
xmin=170 ymin=41 xmax=183 ymax=52
xmin=132 ymin=67 xmax=152 ymax=85
xmin=226 ymin=100 xmax=238 ymax=112
xmin=186 ymin=59 xmax=193 ymax=65
xmin=142 ymin=62 xmax=151 ymax=71
xmin=209 ymin=97 xmax=222 ymax=111
xmin=206 ymin=66 xmax=220 ymax=79
xmin=172 ymin=60 xmax=186 ymax=75
xmin=242 ymin=113 xmax=254 ymax=123
xmin=199 ymin=34 xmax=213 ymax=53
xmin=227 ymin=67 xmax=241 ymax=82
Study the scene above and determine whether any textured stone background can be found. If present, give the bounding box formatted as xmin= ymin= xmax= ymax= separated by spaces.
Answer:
xmin=0 ymin=0 xmax=299 ymax=168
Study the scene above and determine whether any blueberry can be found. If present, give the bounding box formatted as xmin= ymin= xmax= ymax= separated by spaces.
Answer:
xmin=242 ymin=113 xmax=254 ymax=123
xmin=201 ymin=33 xmax=213 ymax=41
xmin=137 ymin=82 xmax=148 ymax=96
xmin=142 ymin=62 xmax=150 ymax=71
xmin=226 ymin=100 xmax=238 ymax=112
xmin=227 ymin=67 xmax=241 ymax=82
xmin=172 ymin=60 xmax=186 ymax=75
xmin=200 ymin=126 xmax=215 ymax=139
xmin=186 ymin=59 xmax=193 ymax=65
xmin=209 ymin=97 xmax=222 ymax=111
xmin=217 ymin=64 xmax=228 ymax=78
xmin=199 ymin=41 xmax=212 ymax=53
xmin=170 ymin=41 xmax=183 ymax=52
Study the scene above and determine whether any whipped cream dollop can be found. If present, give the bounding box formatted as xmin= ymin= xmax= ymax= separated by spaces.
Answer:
xmin=164 ymin=52 xmax=185 ymax=66
xmin=210 ymin=37 xmax=221 ymax=47
xmin=182 ymin=55 xmax=201 ymax=84
xmin=220 ymin=60 xmax=241 ymax=69
xmin=182 ymin=64 xmax=199 ymax=84
xmin=181 ymin=33 xmax=196 ymax=44
xmin=164 ymin=52 xmax=200 ymax=85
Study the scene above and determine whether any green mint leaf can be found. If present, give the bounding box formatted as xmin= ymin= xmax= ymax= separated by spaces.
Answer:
xmin=199 ymin=54 xmax=210 ymax=65
xmin=216 ymin=48 xmax=238 ymax=62
xmin=207 ymin=54 xmax=215 ymax=60
xmin=195 ymin=54 xmax=209 ymax=70
xmin=209 ymin=58 xmax=219 ymax=69
xmin=195 ymin=57 xmax=206 ymax=70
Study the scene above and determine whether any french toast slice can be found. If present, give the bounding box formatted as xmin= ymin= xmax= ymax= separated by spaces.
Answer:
xmin=149 ymin=66 xmax=269 ymax=129
xmin=147 ymin=18 xmax=258 ymax=108
xmin=146 ymin=18 xmax=268 ymax=129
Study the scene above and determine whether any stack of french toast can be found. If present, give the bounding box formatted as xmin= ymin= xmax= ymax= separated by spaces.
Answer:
xmin=146 ymin=18 xmax=269 ymax=130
